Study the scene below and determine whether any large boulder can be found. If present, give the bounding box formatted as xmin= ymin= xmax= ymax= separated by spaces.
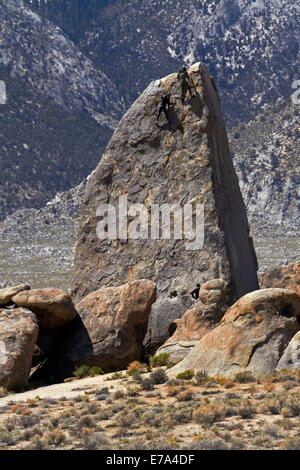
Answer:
xmin=259 ymin=260 xmax=300 ymax=295
xmin=30 ymin=280 xmax=157 ymax=382
xmin=0 ymin=308 xmax=39 ymax=390
xmin=168 ymin=289 xmax=300 ymax=379
xmin=71 ymin=62 xmax=259 ymax=355
xmin=74 ymin=279 xmax=157 ymax=369
xmin=155 ymin=300 xmax=227 ymax=362
xmin=0 ymin=284 xmax=30 ymax=307
xmin=12 ymin=288 xmax=77 ymax=328
xmin=276 ymin=331 xmax=300 ymax=371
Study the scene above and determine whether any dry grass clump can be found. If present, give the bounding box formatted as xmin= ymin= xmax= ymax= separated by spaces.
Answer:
xmin=193 ymin=403 xmax=227 ymax=426
xmin=44 ymin=429 xmax=67 ymax=446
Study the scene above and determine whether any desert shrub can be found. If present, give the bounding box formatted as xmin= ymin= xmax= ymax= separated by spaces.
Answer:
xmin=262 ymin=424 xmax=281 ymax=438
xmin=150 ymin=368 xmax=168 ymax=385
xmin=113 ymin=389 xmax=125 ymax=399
xmin=193 ymin=404 xmax=226 ymax=426
xmin=127 ymin=361 xmax=147 ymax=374
xmin=140 ymin=378 xmax=154 ymax=391
xmin=169 ymin=409 xmax=193 ymax=425
xmin=19 ymin=414 xmax=39 ymax=427
xmin=0 ymin=429 xmax=15 ymax=446
xmin=282 ymin=394 xmax=300 ymax=417
xmin=282 ymin=438 xmax=300 ymax=450
xmin=177 ymin=390 xmax=194 ymax=402
xmin=264 ymin=398 xmax=281 ymax=415
xmin=191 ymin=438 xmax=230 ymax=450
xmin=238 ymin=400 xmax=256 ymax=419
xmin=87 ymin=403 xmax=99 ymax=415
xmin=83 ymin=432 xmax=110 ymax=450
xmin=176 ymin=370 xmax=194 ymax=381
xmin=79 ymin=415 xmax=95 ymax=428
xmin=73 ymin=365 xmax=90 ymax=379
xmin=0 ymin=387 xmax=8 ymax=398
xmin=150 ymin=353 xmax=170 ymax=368
xmin=166 ymin=386 xmax=179 ymax=397
xmin=276 ymin=418 xmax=294 ymax=430
xmin=234 ymin=371 xmax=256 ymax=383
xmin=194 ymin=370 xmax=208 ymax=385
xmin=89 ymin=366 xmax=105 ymax=376
xmin=95 ymin=387 xmax=109 ymax=401
xmin=44 ymin=430 xmax=66 ymax=446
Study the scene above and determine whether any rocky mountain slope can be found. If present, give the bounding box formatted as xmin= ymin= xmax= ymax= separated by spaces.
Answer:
xmin=25 ymin=0 xmax=300 ymax=127
xmin=230 ymin=98 xmax=300 ymax=227
xmin=0 ymin=0 xmax=124 ymax=220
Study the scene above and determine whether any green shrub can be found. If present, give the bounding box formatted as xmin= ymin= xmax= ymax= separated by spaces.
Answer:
xmin=150 ymin=353 xmax=170 ymax=367
xmin=73 ymin=365 xmax=91 ymax=379
xmin=89 ymin=366 xmax=105 ymax=376
xmin=176 ymin=370 xmax=194 ymax=380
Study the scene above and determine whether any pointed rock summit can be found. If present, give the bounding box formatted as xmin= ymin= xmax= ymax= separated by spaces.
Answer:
xmin=72 ymin=62 xmax=259 ymax=353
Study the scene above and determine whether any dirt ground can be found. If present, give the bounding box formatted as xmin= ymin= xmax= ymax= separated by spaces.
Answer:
xmin=0 ymin=365 xmax=300 ymax=450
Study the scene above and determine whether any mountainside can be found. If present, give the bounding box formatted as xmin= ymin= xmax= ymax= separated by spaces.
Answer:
xmin=230 ymin=99 xmax=300 ymax=227
xmin=25 ymin=0 xmax=300 ymax=127
xmin=0 ymin=1 xmax=124 ymax=219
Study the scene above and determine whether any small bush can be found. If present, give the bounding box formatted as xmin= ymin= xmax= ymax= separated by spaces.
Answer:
xmin=89 ymin=366 xmax=105 ymax=376
xmin=194 ymin=370 xmax=208 ymax=385
xmin=0 ymin=430 xmax=15 ymax=446
xmin=73 ymin=365 xmax=90 ymax=379
xmin=140 ymin=378 xmax=154 ymax=391
xmin=234 ymin=371 xmax=256 ymax=383
xmin=282 ymin=438 xmax=300 ymax=450
xmin=0 ymin=387 xmax=8 ymax=398
xmin=176 ymin=370 xmax=194 ymax=381
xmin=177 ymin=390 xmax=194 ymax=402
xmin=44 ymin=430 xmax=66 ymax=446
xmin=113 ymin=389 xmax=125 ymax=399
xmin=150 ymin=368 xmax=168 ymax=385
xmin=79 ymin=415 xmax=95 ymax=428
xmin=150 ymin=353 xmax=170 ymax=368
xmin=83 ymin=432 xmax=110 ymax=450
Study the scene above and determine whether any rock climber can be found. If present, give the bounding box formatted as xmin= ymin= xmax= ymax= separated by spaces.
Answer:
xmin=188 ymin=284 xmax=201 ymax=310
xmin=177 ymin=66 xmax=194 ymax=103
xmin=191 ymin=284 xmax=201 ymax=300
xmin=157 ymin=92 xmax=171 ymax=122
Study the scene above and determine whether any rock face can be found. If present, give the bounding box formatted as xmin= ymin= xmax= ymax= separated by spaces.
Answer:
xmin=168 ymin=289 xmax=300 ymax=379
xmin=155 ymin=300 xmax=227 ymax=363
xmin=12 ymin=288 xmax=77 ymax=328
xmin=0 ymin=284 xmax=30 ymax=307
xmin=31 ymin=280 xmax=157 ymax=382
xmin=198 ymin=279 xmax=227 ymax=305
xmin=259 ymin=261 xmax=300 ymax=295
xmin=0 ymin=308 xmax=39 ymax=390
xmin=276 ymin=331 xmax=300 ymax=371
xmin=72 ymin=62 xmax=259 ymax=354
xmin=74 ymin=280 xmax=157 ymax=369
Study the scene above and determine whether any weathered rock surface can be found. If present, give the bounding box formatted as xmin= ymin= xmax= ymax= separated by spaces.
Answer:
xmin=276 ymin=331 xmax=300 ymax=371
xmin=0 ymin=308 xmax=39 ymax=390
xmin=0 ymin=284 xmax=30 ymax=307
xmin=168 ymin=289 xmax=300 ymax=379
xmin=155 ymin=300 xmax=227 ymax=362
xmin=259 ymin=261 xmax=300 ymax=295
xmin=199 ymin=278 xmax=228 ymax=305
xmin=30 ymin=280 xmax=157 ymax=382
xmin=74 ymin=280 xmax=157 ymax=369
xmin=12 ymin=288 xmax=77 ymax=328
xmin=71 ymin=62 xmax=259 ymax=354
